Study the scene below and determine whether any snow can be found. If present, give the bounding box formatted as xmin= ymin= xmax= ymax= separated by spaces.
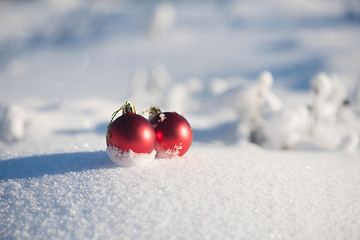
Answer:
xmin=1 ymin=146 xmax=359 ymax=239
xmin=1 ymin=0 xmax=360 ymax=239
xmin=106 ymin=147 xmax=156 ymax=168
xmin=0 ymin=104 xmax=27 ymax=142
xmin=148 ymin=2 xmax=176 ymax=39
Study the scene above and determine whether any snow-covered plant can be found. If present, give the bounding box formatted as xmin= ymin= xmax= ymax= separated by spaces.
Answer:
xmin=310 ymin=72 xmax=348 ymax=135
xmin=220 ymin=71 xmax=283 ymax=144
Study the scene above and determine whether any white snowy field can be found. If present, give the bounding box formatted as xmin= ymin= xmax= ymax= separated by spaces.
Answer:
xmin=1 ymin=0 xmax=360 ymax=239
xmin=1 ymin=146 xmax=359 ymax=239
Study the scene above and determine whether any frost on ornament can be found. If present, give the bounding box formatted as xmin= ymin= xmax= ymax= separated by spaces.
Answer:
xmin=159 ymin=113 xmax=166 ymax=122
xmin=106 ymin=146 xmax=156 ymax=167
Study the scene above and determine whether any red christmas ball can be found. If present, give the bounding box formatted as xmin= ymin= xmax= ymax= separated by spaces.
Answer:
xmin=149 ymin=111 xmax=193 ymax=157
xmin=106 ymin=113 xmax=155 ymax=154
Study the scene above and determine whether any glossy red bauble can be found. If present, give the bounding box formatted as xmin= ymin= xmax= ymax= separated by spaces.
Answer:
xmin=106 ymin=113 xmax=155 ymax=154
xmin=149 ymin=112 xmax=193 ymax=157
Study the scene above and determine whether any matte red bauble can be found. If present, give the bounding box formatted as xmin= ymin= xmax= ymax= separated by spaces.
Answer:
xmin=106 ymin=102 xmax=155 ymax=154
xmin=149 ymin=109 xmax=193 ymax=157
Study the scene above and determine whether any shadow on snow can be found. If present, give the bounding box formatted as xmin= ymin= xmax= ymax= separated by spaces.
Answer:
xmin=0 ymin=151 xmax=115 ymax=181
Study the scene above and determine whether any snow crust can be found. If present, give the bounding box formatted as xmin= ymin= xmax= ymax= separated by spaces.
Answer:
xmin=1 ymin=146 xmax=359 ymax=239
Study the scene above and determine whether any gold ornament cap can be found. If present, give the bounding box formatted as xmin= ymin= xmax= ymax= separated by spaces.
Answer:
xmin=123 ymin=101 xmax=136 ymax=114
xmin=149 ymin=106 xmax=162 ymax=116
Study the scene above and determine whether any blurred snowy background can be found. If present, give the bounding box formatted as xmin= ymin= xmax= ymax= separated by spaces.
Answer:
xmin=1 ymin=0 xmax=360 ymax=156
xmin=1 ymin=1 xmax=360 ymax=239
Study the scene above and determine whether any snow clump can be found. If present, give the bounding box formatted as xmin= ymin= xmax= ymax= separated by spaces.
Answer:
xmin=155 ymin=144 xmax=182 ymax=159
xmin=0 ymin=104 xmax=27 ymax=142
xmin=262 ymin=106 xmax=311 ymax=149
xmin=106 ymin=147 xmax=156 ymax=167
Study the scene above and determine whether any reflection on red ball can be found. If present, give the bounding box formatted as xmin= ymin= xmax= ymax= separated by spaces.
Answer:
xmin=149 ymin=112 xmax=193 ymax=157
xmin=106 ymin=113 xmax=155 ymax=154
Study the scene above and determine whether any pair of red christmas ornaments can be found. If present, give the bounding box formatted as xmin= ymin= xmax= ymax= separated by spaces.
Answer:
xmin=106 ymin=101 xmax=193 ymax=158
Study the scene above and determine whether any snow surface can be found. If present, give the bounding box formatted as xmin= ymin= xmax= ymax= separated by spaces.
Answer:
xmin=1 ymin=146 xmax=359 ymax=240
xmin=1 ymin=0 xmax=360 ymax=239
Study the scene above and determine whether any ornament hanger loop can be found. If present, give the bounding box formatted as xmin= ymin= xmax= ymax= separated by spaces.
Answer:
xmin=107 ymin=101 xmax=135 ymax=138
